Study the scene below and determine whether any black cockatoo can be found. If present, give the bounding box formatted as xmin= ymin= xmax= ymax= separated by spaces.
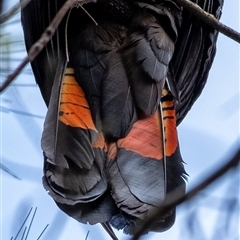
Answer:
xmin=21 ymin=0 xmax=223 ymax=238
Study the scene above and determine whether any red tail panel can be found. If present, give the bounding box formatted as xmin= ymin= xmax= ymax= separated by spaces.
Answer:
xmin=59 ymin=68 xmax=96 ymax=130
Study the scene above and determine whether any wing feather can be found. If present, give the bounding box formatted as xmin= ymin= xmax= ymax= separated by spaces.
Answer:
xmin=121 ymin=8 xmax=176 ymax=114
xmin=170 ymin=0 xmax=223 ymax=124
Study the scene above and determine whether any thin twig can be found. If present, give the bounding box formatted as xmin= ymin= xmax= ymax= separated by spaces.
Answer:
xmin=0 ymin=56 xmax=29 ymax=92
xmin=131 ymin=147 xmax=240 ymax=240
xmin=85 ymin=230 xmax=90 ymax=240
xmin=0 ymin=0 xmax=96 ymax=93
xmin=13 ymin=207 xmax=33 ymax=240
xmin=174 ymin=0 xmax=240 ymax=43
xmin=79 ymin=4 xmax=98 ymax=25
xmin=0 ymin=163 xmax=21 ymax=180
xmin=1 ymin=18 xmax=20 ymax=26
xmin=36 ymin=224 xmax=49 ymax=240
xmin=20 ymin=226 xmax=27 ymax=240
xmin=24 ymin=207 xmax=37 ymax=240
xmin=0 ymin=0 xmax=33 ymax=24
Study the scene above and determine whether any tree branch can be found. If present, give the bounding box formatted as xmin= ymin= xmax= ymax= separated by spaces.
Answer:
xmin=131 ymin=146 xmax=240 ymax=240
xmin=174 ymin=0 xmax=240 ymax=43
xmin=0 ymin=0 xmax=33 ymax=24
xmin=0 ymin=0 xmax=96 ymax=93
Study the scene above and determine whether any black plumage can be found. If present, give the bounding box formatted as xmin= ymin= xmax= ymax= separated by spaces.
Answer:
xmin=21 ymin=0 xmax=223 ymax=238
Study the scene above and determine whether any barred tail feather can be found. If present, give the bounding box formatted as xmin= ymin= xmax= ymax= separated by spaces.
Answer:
xmin=107 ymin=90 xmax=186 ymax=234
xmin=42 ymin=67 xmax=116 ymax=223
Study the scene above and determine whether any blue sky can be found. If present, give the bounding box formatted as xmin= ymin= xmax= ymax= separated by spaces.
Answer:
xmin=1 ymin=1 xmax=239 ymax=240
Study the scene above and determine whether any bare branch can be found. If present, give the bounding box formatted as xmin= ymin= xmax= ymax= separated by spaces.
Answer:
xmin=174 ymin=0 xmax=240 ymax=43
xmin=0 ymin=0 xmax=97 ymax=93
xmin=0 ymin=163 xmax=21 ymax=180
xmin=131 ymin=146 xmax=240 ymax=240
xmin=36 ymin=224 xmax=49 ymax=240
xmin=0 ymin=56 xmax=29 ymax=92
xmin=0 ymin=0 xmax=33 ymax=24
